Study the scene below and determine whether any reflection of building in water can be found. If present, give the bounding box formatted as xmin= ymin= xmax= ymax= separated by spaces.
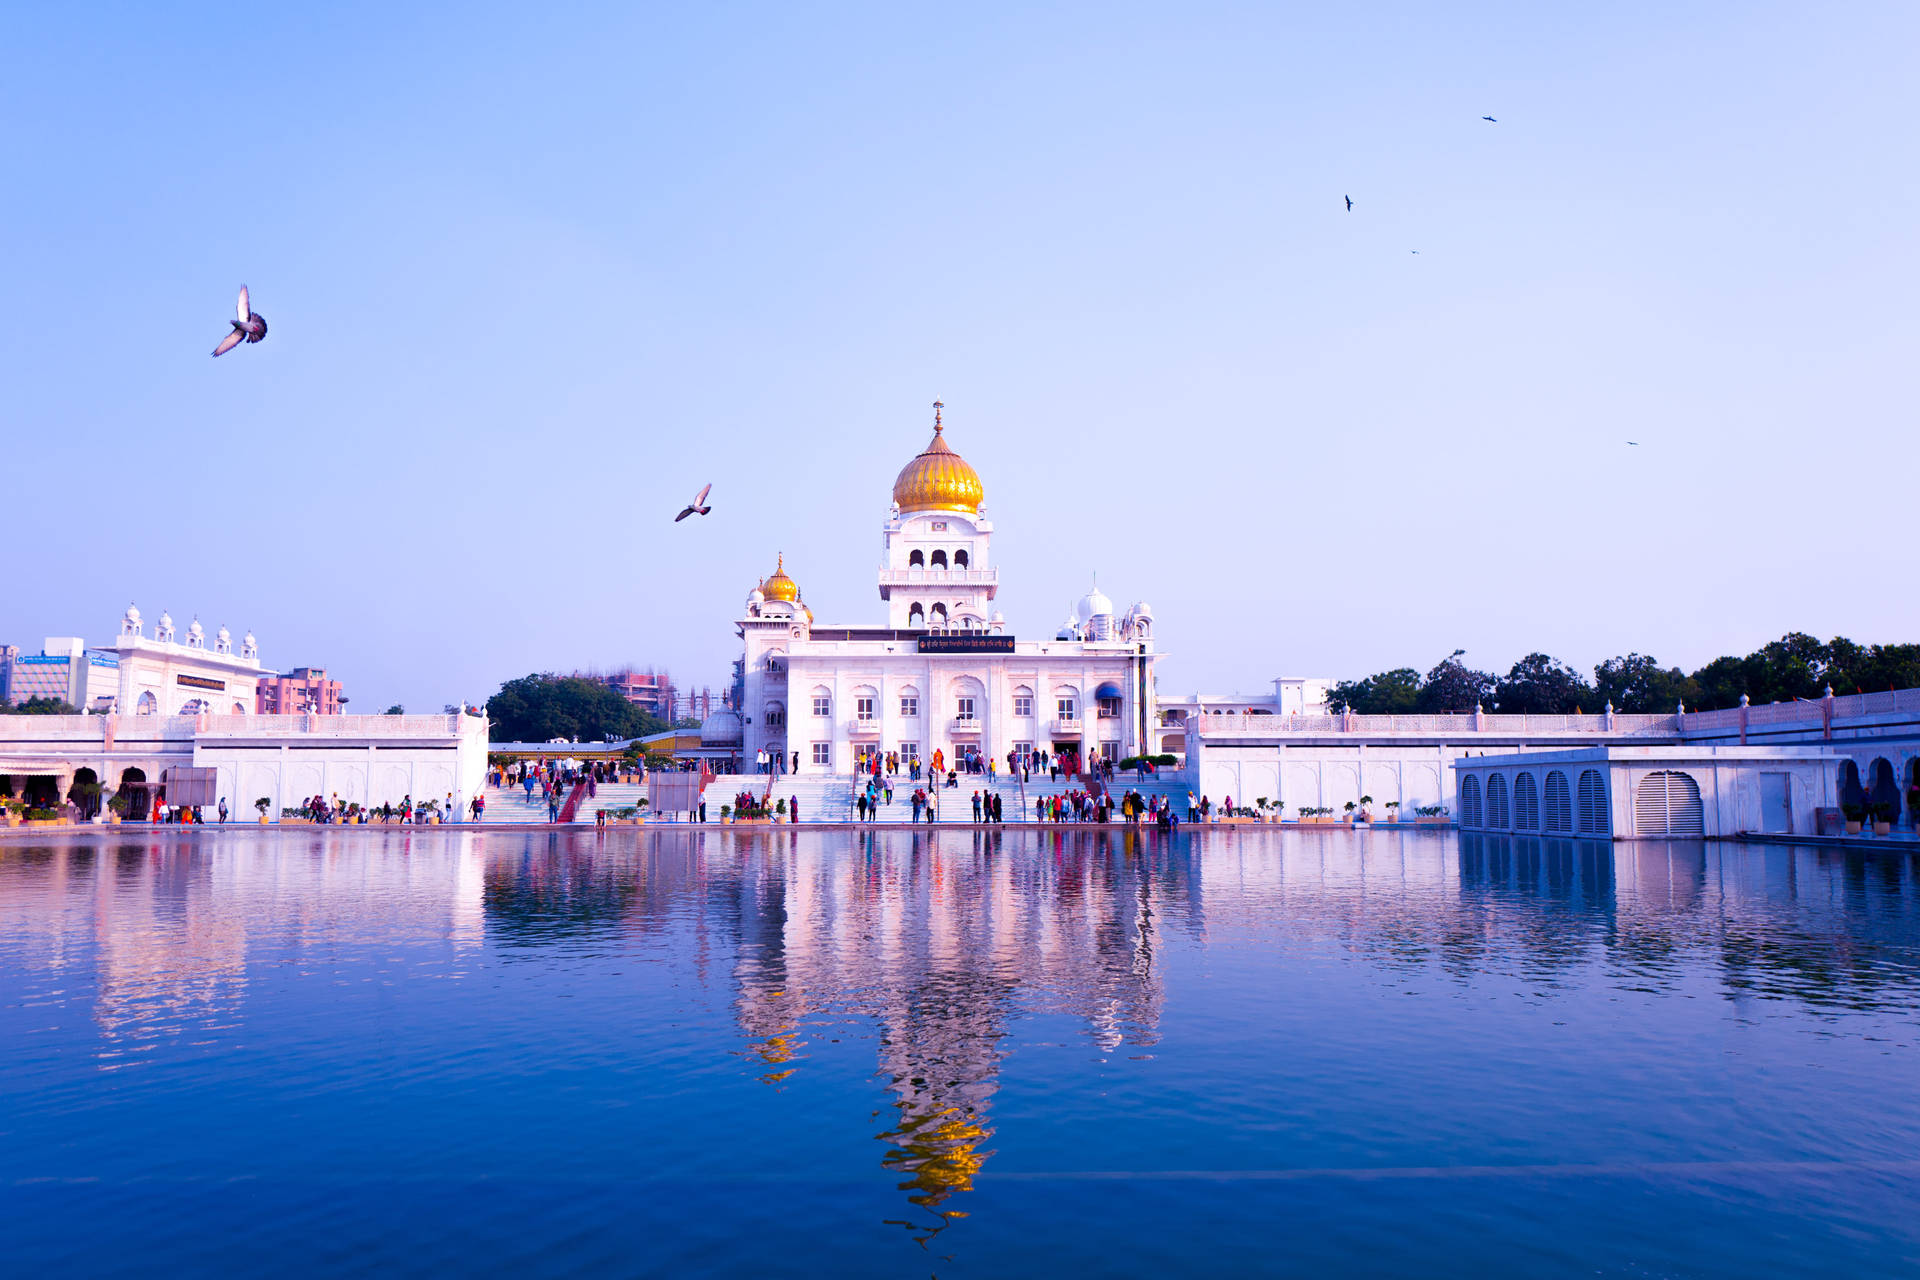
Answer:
xmin=725 ymin=828 xmax=1191 ymax=1236
xmin=0 ymin=835 xmax=496 ymax=1056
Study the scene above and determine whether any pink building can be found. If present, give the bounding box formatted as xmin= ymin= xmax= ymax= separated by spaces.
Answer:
xmin=257 ymin=667 xmax=347 ymax=715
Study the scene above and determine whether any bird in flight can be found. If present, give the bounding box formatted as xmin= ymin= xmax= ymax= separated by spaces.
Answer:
xmin=1410 ymin=250 xmax=1419 ymax=254
xmin=211 ymin=285 xmax=268 ymax=357
xmin=1344 ymin=195 xmax=1352 ymax=211
xmin=1482 ymin=116 xmax=1497 ymax=122
xmin=675 ymin=483 xmax=713 ymax=522
xmin=1627 ymin=441 xmax=1639 ymax=446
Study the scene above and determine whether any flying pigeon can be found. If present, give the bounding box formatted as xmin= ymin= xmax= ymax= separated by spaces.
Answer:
xmin=1410 ymin=250 xmax=1419 ymax=254
xmin=1482 ymin=116 xmax=1497 ymax=122
xmin=1344 ymin=195 xmax=1352 ymax=211
xmin=1627 ymin=441 xmax=1639 ymax=446
xmin=675 ymin=483 xmax=713 ymax=522
xmin=212 ymin=286 xmax=267 ymax=357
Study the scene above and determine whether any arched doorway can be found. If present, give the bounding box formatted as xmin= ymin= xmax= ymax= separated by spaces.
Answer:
xmin=1867 ymin=758 xmax=1899 ymax=821
xmin=1576 ymin=769 xmax=1609 ymax=835
xmin=1635 ymin=770 xmax=1704 ymax=836
xmin=119 ymin=767 xmax=150 ymax=820
xmin=68 ymin=767 xmax=101 ymax=820
xmin=1460 ymin=775 xmax=1483 ymax=827
xmin=1485 ymin=773 xmax=1511 ymax=829
xmin=1838 ymin=759 xmax=1864 ymax=809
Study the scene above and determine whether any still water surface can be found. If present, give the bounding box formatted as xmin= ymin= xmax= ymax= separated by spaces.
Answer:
xmin=3 ymin=827 xmax=1919 ymax=1277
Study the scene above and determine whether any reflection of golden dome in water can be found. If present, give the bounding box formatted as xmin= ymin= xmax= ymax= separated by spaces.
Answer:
xmin=880 ymin=1105 xmax=993 ymax=1206
xmin=760 ymin=553 xmax=800 ymax=602
xmin=892 ymin=403 xmax=983 ymax=514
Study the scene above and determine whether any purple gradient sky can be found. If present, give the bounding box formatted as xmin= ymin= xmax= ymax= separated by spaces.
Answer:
xmin=2 ymin=3 xmax=1914 ymax=709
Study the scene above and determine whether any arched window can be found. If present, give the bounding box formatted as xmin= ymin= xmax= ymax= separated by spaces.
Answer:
xmin=1486 ymin=773 xmax=1511 ymax=829
xmin=1577 ymin=769 xmax=1609 ymax=834
xmin=136 ymin=691 xmax=157 ymax=715
xmin=908 ymin=602 xmax=925 ymax=627
xmin=930 ymin=603 xmax=948 ymax=626
xmin=1544 ymin=771 xmax=1573 ymax=833
xmin=232 ymin=701 xmax=249 ymax=715
xmin=1838 ymin=759 xmax=1864 ymax=807
xmin=1634 ymin=770 xmax=1704 ymax=836
xmin=908 ymin=549 xmax=924 ymax=567
xmin=1513 ymin=772 xmax=1539 ymax=831
xmin=764 ymin=701 xmax=785 ymax=729
xmin=178 ymin=698 xmax=207 ymax=717
xmin=931 ymin=550 xmax=948 ymax=569
xmin=954 ymin=549 xmax=969 ymax=568
xmin=1461 ymin=775 xmax=1483 ymax=828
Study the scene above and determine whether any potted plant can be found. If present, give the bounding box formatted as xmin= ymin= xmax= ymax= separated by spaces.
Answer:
xmin=25 ymin=806 xmax=62 ymax=827
xmin=255 ymin=797 xmax=272 ymax=824
xmin=106 ymin=792 xmax=129 ymax=825
xmin=1384 ymin=800 xmax=1401 ymax=823
xmin=1842 ymin=801 xmax=1865 ymax=835
xmin=422 ymin=800 xmax=441 ymax=825
xmin=1342 ymin=800 xmax=1358 ymax=826
xmin=720 ymin=803 xmax=733 ymax=825
xmin=1254 ymin=797 xmax=1271 ymax=823
xmin=1869 ymin=799 xmax=1894 ymax=837
xmin=1416 ymin=805 xmax=1449 ymax=825
xmin=776 ymin=797 xmax=787 ymax=820
xmin=3 ymin=800 xmax=23 ymax=828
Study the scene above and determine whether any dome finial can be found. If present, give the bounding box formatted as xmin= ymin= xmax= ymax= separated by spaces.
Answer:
xmin=932 ymin=400 xmax=944 ymax=433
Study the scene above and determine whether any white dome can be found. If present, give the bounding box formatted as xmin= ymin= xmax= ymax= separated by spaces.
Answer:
xmin=699 ymin=708 xmax=744 ymax=747
xmin=158 ymin=611 xmax=173 ymax=630
xmin=188 ymin=618 xmax=204 ymax=638
xmin=991 ymin=610 xmax=1005 ymax=625
xmin=243 ymin=631 xmax=256 ymax=648
xmin=749 ymin=588 xmax=765 ymax=604
xmin=124 ymin=602 xmax=141 ymax=623
xmin=1130 ymin=600 xmax=1152 ymax=618
xmin=217 ymin=624 xmax=230 ymax=643
xmin=1078 ymin=582 xmax=1112 ymax=618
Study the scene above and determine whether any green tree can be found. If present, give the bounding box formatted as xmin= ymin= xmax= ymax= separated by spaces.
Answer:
xmin=1417 ymin=656 xmax=1495 ymax=713
xmin=0 ymin=696 xmax=81 ymax=715
xmin=1327 ymin=668 xmax=1422 ymax=714
xmin=486 ymin=674 xmax=668 ymax=743
xmin=1493 ymin=653 xmax=1595 ymax=714
xmin=1593 ymin=653 xmax=1698 ymax=713
xmin=384 ymin=704 xmax=405 ymax=715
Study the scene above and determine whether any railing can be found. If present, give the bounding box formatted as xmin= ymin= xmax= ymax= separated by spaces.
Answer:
xmin=950 ymin=716 xmax=983 ymax=734
xmin=1052 ymin=717 xmax=1082 ymax=735
xmin=847 ymin=717 xmax=881 ymax=736
xmin=197 ymin=713 xmax=465 ymax=736
xmin=877 ymin=568 xmax=998 ymax=585
xmin=1194 ymin=711 xmax=1684 ymax=737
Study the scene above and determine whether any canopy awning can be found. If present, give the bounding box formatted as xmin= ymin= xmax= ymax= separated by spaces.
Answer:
xmin=1095 ymin=682 xmax=1123 ymax=699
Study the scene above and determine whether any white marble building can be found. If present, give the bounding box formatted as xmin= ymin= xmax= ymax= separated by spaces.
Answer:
xmin=736 ymin=406 xmax=1161 ymax=774
xmin=112 ymin=604 xmax=270 ymax=716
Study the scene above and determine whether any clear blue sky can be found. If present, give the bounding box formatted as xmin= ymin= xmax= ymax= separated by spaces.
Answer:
xmin=4 ymin=3 xmax=1915 ymax=710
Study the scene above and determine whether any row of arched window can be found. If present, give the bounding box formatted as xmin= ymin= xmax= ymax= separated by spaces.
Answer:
xmin=1460 ymin=768 xmax=1614 ymax=836
xmin=905 ymin=549 xmax=970 ymax=569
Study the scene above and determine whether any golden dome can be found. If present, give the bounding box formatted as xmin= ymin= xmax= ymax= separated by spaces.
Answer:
xmin=761 ymin=553 xmax=800 ymax=603
xmin=892 ymin=403 xmax=983 ymax=514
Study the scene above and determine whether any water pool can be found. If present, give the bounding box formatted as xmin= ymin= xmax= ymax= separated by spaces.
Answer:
xmin=2 ymin=827 xmax=1918 ymax=1277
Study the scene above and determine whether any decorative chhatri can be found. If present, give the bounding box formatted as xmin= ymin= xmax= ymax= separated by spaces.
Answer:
xmin=891 ymin=401 xmax=984 ymax=514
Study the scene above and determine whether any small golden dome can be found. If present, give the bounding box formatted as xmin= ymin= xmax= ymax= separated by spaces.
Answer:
xmin=892 ymin=403 xmax=983 ymax=513
xmin=762 ymin=553 xmax=801 ymax=603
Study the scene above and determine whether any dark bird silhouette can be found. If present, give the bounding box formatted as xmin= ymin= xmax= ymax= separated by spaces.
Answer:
xmin=675 ymin=483 xmax=713 ymax=522
xmin=1627 ymin=441 xmax=1639 ymax=446
xmin=1410 ymin=250 xmax=1419 ymax=254
xmin=1482 ymin=116 xmax=1497 ymax=122
xmin=1344 ymin=195 xmax=1352 ymax=211
xmin=212 ymin=285 xmax=267 ymax=357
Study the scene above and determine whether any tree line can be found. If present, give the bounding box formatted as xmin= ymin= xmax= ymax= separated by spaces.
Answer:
xmin=1327 ymin=634 xmax=1920 ymax=716
xmin=485 ymin=673 xmax=672 ymax=743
